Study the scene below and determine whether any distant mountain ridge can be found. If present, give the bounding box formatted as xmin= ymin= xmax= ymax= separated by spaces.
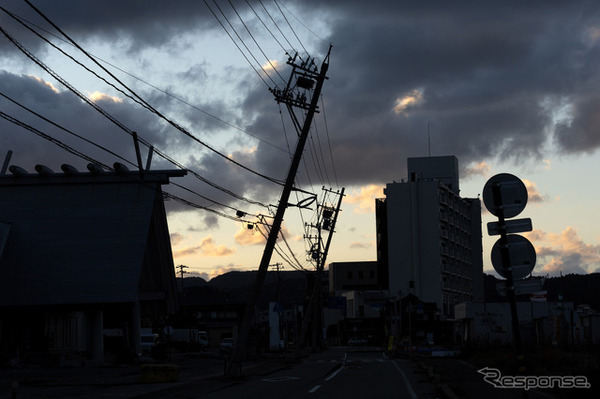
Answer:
xmin=179 ymin=271 xmax=600 ymax=311
xmin=484 ymin=273 xmax=600 ymax=310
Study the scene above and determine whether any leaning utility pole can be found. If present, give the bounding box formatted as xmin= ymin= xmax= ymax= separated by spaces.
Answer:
xmin=225 ymin=46 xmax=332 ymax=377
xmin=297 ymin=187 xmax=344 ymax=351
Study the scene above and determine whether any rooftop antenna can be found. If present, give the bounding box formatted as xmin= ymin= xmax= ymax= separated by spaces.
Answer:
xmin=428 ymin=122 xmax=431 ymax=157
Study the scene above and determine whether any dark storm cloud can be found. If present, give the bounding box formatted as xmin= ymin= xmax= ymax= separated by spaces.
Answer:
xmin=4 ymin=0 xmax=600 ymax=207
xmin=248 ymin=0 xmax=600 ymax=185
xmin=0 ymin=0 xmax=217 ymax=54
xmin=0 ymin=70 xmax=176 ymax=175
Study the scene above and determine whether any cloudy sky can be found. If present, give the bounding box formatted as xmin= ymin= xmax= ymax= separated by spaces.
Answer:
xmin=2 ymin=0 xmax=600 ymax=280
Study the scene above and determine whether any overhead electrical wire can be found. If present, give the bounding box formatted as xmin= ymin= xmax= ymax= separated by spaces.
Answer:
xmin=203 ymin=0 xmax=336 ymax=238
xmin=0 ymin=22 xmax=270 ymax=208
xmin=204 ymin=0 xmax=276 ymax=89
xmin=11 ymin=0 xmax=337 ymax=270
xmin=0 ymin=109 xmax=109 ymax=168
xmin=23 ymin=0 xmax=284 ymax=186
xmin=227 ymin=0 xmax=287 ymax=85
xmin=259 ymin=0 xmax=297 ymax=54
xmin=245 ymin=0 xmax=287 ymax=54
xmin=0 ymin=106 xmax=263 ymax=226
xmin=0 ymin=89 xmax=260 ymax=216
xmin=0 ymin=90 xmax=131 ymax=166
xmin=320 ymin=94 xmax=339 ymax=187
xmin=273 ymin=0 xmax=308 ymax=56
xmin=0 ymin=6 xmax=148 ymax=109
xmin=276 ymin=0 xmax=330 ymax=46
xmin=256 ymin=219 xmax=308 ymax=272
xmin=0 ymin=5 xmax=290 ymax=155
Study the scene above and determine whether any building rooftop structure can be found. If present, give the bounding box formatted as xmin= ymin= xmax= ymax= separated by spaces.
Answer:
xmin=378 ymin=156 xmax=483 ymax=318
xmin=0 ymin=161 xmax=186 ymax=364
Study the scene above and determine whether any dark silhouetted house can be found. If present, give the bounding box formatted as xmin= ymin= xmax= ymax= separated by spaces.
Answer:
xmin=0 ymin=162 xmax=185 ymax=365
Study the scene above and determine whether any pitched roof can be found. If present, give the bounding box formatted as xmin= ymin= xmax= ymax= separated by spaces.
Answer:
xmin=0 ymin=163 xmax=185 ymax=307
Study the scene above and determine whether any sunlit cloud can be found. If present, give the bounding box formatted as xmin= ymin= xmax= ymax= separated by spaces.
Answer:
xmin=261 ymin=59 xmax=280 ymax=76
xmin=209 ymin=265 xmax=242 ymax=278
xmin=86 ymin=91 xmax=123 ymax=103
xmin=583 ymin=26 xmax=600 ymax=47
xmin=28 ymin=75 xmax=59 ymax=93
xmin=465 ymin=161 xmax=491 ymax=177
xmin=527 ymin=227 xmax=600 ymax=275
xmin=234 ymin=224 xmax=266 ymax=246
xmin=228 ymin=145 xmax=258 ymax=160
xmin=542 ymin=159 xmax=552 ymax=170
xmin=234 ymin=223 xmax=298 ymax=246
xmin=173 ymin=235 xmax=235 ymax=258
xmin=350 ymin=242 xmax=372 ymax=250
xmin=345 ymin=184 xmax=384 ymax=214
xmin=393 ymin=89 xmax=423 ymax=115
xmin=522 ymin=179 xmax=547 ymax=204
xmin=184 ymin=270 xmax=211 ymax=281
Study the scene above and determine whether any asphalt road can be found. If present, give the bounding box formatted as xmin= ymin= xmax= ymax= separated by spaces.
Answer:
xmin=2 ymin=347 xmax=443 ymax=399
xmin=141 ymin=346 xmax=439 ymax=399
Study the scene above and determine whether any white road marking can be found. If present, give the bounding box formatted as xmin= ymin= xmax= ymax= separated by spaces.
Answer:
xmin=324 ymin=366 xmax=344 ymax=382
xmin=309 ymin=384 xmax=321 ymax=393
xmin=261 ymin=376 xmax=299 ymax=382
xmin=392 ymin=360 xmax=418 ymax=399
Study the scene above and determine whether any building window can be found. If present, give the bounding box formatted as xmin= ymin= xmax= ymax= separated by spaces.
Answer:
xmin=358 ymin=271 xmax=364 ymax=279
xmin=347 ymin=271 xmax=353 ymax=280
xmin=369 ymin=270 xmax=375 ymax=279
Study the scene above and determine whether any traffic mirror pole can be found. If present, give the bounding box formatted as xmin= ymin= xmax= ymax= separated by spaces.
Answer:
xmin=491 ymin=184 xmax=529 ymax=399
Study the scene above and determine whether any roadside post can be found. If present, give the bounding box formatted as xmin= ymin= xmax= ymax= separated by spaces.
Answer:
xmin=483 ymin=173 xmax=536 ymax=399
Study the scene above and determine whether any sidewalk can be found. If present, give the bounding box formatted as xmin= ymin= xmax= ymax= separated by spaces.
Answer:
xmin=415 ymin=354 xmax=597 ymax=399
xmin=0 ymin=350 xmax=303 ymax=399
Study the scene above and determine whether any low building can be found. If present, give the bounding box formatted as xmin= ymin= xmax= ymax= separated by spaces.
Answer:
xmin=454 ymin=301 xmax=576 ymax=348
xmin=0 ymin=162 xmax=185 ymax=365
xmin=328 ymin=261 xmax=381 ymax=292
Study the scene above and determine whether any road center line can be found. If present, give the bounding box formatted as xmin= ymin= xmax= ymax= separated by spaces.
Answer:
xmin=392 ymin=360 xmax=418 ymax=399
xmin=324 ymin=365 xmax=344 ymax=382
xmin=309 ymin=384 xmax=321 ymax=393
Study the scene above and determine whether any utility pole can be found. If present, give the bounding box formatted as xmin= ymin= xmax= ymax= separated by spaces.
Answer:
xmin=297 ymin=187 xmax=344 ymax=351
xmin=176 ymin=264 xmax=188 ymax=293
xmin=225 ymin=46 xmax=332 ymax=378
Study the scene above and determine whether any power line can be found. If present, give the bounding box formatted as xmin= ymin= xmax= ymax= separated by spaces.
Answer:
xmin=259 ymin=0 xmax=297 ymax=54
xmin=0 ymin=109 xmax=110 ymax=169
xmin=1 ymin=5 xmax=290 ymax=155
xmin=227 ymin=0 xmax=287 ymax=84
xmin=276 ymin=0 xmax=330 ymax=45
xmin=204 ymin=0 xmax=276 ymax=89
xmin=0 ymin=90 xmax=132 ymax=166
xmin=1 ymin=5 xmax=149 ymax=110
xmin=22 ymin=0 xmax=283 ymax=186
xmin=0 ymin=106 xmax=262 ymax=225
xmin=0 ymin=23 xmax=271 ymax=208
xmin=245 ymin=0 xmax=287 ymax=54
xmin=320 ymin=94 xmax=339 ymax=187
xmin=273 ymin=0 xmax=308 ymax=56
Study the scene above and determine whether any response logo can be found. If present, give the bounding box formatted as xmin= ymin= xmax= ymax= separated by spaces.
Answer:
xmin=477 ymin=367 xmax=591 ymax=390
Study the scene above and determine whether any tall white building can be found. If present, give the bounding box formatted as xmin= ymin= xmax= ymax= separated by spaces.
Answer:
xmin=376 ymin=156 xmax=483 ymax=317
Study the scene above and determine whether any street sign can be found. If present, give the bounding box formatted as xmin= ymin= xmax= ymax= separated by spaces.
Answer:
xmin=482 ymin=173 xmax=528 ymax=218
xmin=496 ymin=277 xmax=545 ymax=296
xmin=487 ymin=218 xmax=532 ymax=235
xmin=491 ymin=234 xmax=536 ymax=280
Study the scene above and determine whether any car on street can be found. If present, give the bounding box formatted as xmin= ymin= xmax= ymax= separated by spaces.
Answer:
xmin=219 ymin=338 xmax=234 ymax=355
